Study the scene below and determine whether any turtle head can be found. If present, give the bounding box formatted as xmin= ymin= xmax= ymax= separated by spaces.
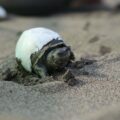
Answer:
xmin=46 ymin=46 xmax=73 ymax=70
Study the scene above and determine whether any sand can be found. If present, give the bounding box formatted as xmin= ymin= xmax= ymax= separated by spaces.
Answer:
xmin=1 ymin=7 xmax=120 ymax=120
xmin=1 ymin=52 xmax=120 ymax=120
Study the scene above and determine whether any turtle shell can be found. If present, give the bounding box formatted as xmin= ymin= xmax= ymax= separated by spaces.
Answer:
xmin=15 ymin=28 xmax=63 ymax=72
xmin=30 ymin=39 xmax=66 ymax=72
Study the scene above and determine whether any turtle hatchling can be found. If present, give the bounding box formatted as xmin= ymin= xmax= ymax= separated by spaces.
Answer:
xmin=15 ymin=27 xmax=75 ymax=78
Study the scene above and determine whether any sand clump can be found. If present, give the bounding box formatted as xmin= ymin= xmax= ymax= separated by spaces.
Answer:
xmin=0 ymin=56 xmax=95 ymax=86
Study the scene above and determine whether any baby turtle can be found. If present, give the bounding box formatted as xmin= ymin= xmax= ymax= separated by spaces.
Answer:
xmin=15 ymin=28 xmax=75 ymax=78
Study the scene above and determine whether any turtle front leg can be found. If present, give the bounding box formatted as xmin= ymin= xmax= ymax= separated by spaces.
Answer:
xmin=33 ymin=64 xmax=48 ymax=78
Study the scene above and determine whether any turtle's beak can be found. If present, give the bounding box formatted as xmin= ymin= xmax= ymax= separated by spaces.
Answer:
xmin=55 ymin=47 xmax=71 ymax=68
xmin=57 ymin=47 xmax=70 ymax=57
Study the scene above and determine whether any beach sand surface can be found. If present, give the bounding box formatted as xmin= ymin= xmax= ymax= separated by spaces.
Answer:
xmin=1 ymin=7 xmax=120 ymax=120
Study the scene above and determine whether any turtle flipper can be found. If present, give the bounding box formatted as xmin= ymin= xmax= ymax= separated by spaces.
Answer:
xmin=70 ymin=51 xmax=75 ymax=61
xmin=33 ymin=64 xmax=48 ymax=78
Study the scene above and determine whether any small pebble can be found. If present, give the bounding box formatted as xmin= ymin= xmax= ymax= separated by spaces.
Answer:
xmin=0 ymin=6 xmax=7 ymax=20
